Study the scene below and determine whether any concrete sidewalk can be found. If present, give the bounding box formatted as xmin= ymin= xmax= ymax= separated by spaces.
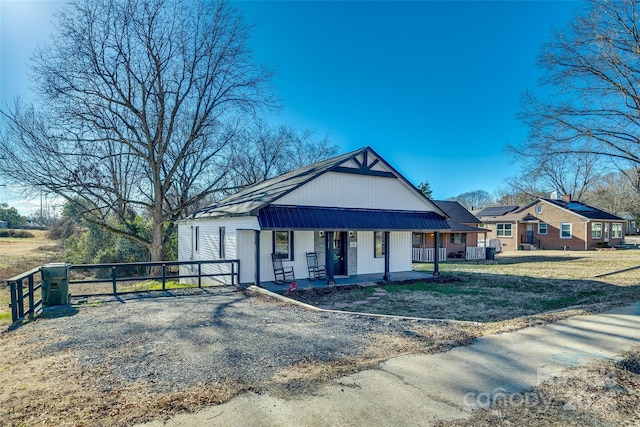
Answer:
xmin=140 ymin=303 xmax=640 ymax=427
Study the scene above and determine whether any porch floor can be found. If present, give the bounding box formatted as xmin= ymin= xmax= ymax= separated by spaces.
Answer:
xmin=254 ymin=270 xmax=433 ymax=294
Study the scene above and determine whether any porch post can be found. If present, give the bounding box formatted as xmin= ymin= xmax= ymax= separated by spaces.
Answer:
xmin=326 ymin=231 xmax=335 ymax=284
xmin=254 ymin=230 xmax=261 ymax=286
xmin=383 ymin=231 xmax=391 ymax=281
xmin=434 ymin=231 xmax=440 ymax=277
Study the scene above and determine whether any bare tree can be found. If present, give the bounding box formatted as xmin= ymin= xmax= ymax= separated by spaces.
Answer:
xmin=493 ymin=187 xmax=537 ymax=206
xmin=583 ymin=169 xmax=640 ymax=216
xmin=504 ymin=149 xmax=603 ymax=201
xmin=518 ymin=0 xmax=640 ymax=187
xmin=0 ymin=0 xmax=274 ymax=261
xmin=449 ymin=190 xmax=493 ymax=211
xmin=226 ymin=121 xmax=338 ymax=188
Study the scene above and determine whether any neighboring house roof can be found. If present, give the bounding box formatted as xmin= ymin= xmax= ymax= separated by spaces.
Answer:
xmin=475 ymin=205 xmax=519 ymax=217
xmin=192 ymin=146 xmax=447 ymax=219
xmin=540 ymin=199 xmax=625 ymax=221
xmin=433 ymin=200 xmax=481 ymax=224
xmin=477 ymin=198 xmax=624 ymax=222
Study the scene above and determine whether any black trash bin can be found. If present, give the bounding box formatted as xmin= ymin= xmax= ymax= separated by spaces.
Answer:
xmin=41 ymin=263 xmax=71 ymax=306
xmin=486 ymin=247 xmax=495 ymax=260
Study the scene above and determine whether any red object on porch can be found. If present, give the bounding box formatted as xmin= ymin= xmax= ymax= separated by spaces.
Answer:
xmin=289 ymin=281 xmax=297 ymax=292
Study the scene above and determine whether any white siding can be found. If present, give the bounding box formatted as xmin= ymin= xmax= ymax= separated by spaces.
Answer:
xmin=274 ymin=172 xmax=436 ymax=211
xmin=390 ymin=232 xmax=412 ymax=272
xmin=356 ymin=231 xmax=411 ymax=275
xmin=177 ymin=217 xmax=258 ymax=285
xmin=259 ymin=230 xmax=274 ymax=282
xmin=293 ymin=231 xmax=314 ymax=279
xmin=259 ymin=230 xmax=314 ymax=283
xmin=357 ymin=231 xmax=384 ymax=274
xmin=237 ymin=230 xmax=255 ymax=285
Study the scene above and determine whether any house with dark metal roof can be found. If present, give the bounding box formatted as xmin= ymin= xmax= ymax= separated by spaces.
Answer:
xmin=476 ymin=194 xmax=625 ymax=251
xmin=177 ymin=147 xmax=485 ymax=288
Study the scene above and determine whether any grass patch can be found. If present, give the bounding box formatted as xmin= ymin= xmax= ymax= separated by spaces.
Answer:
xmin=289 ymin=250 xmax=640 ymax=322
xmin=381 ymin=280 xmax=486 ymax=295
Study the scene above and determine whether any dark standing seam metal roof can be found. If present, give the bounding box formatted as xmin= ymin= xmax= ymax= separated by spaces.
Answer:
xmin=257 ymin=205 xmax=485 ymax=232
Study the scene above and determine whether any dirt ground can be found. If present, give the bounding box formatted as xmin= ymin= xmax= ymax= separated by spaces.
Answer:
xmin=0 ymin=288 xmax=478 ymax=426
xmin=2 ymin=239 xmax=640 ymax=426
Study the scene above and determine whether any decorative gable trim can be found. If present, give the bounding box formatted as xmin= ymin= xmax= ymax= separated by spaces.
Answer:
xmin=331 ymin=150 xmax=395 ymax=178
xmin=331 ymin=166 xmax=395 ymax=178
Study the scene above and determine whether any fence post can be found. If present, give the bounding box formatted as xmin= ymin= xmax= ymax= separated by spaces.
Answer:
xmin=111 ymin=266 xmax=117 ymax=295
xmin=10 ymin=281 xmax=18 ymax=323
xmin=17 ymin=278 xmax=25 ymax=318
xmin=236 ymin=260 xmax=240 ymax=285
xmin=162 ymin=263 xmax=166 ymax=290
xmin=231 ymin=261 xmax=235 ymax=286
xmin=198 ymin=263 xmax=202 ymax=288
xmin=27 ymin=274 xmax=35 ymax=316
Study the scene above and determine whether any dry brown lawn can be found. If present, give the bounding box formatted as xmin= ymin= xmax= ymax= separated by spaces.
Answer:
xmin=0 ymin=229 xmax=63 ymax=325
xmin=289 ymin=250 xmax=640 ymax=324
xmin=1 ymin=245 xmax=640 ymax=426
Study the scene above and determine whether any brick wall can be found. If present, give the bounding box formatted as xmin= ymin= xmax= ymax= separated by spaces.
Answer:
xmin=481 ymin=201 xmax=625 ymax=251
xmin=520 ymin=202 xmax=586 ymax=250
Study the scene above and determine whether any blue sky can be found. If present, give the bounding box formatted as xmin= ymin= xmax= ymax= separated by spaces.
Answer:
xmin=0 ymin=0 xmax=583 ymax=213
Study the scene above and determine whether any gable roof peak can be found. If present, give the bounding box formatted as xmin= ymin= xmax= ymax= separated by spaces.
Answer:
xmin=191 ymin=146 xmax=447 ymax=219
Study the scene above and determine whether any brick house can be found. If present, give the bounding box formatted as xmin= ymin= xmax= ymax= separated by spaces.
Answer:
xmin=412 ymin=201 xmax=485 ymax=259
xmin=476 ymin=195 xmax=625 ymax=251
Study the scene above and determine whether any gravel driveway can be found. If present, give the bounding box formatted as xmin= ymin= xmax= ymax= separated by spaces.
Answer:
xmin=43 ymin=287 xmax=388 ymax=392
xmin=2 ymin=286 xmax=476 ymax=425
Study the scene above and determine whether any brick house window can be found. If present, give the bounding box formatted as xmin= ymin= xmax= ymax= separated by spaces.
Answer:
xmin=538 ymin=223 xmax=547 ymax=235
xmin=591 ymin=223 xmax=602 ymax=239
xmin=496 ymin=223 xmax=512 ymax=237
xmin=450 ymin=233 xmax=466 ymax=244
xmin=560 ymin=223 xmax=572 ymax=239
xmin=611 ymin=223 xmax=622 ymax=238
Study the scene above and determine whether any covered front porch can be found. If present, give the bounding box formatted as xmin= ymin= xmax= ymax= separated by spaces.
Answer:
xmin=256 ymin=270 xmax=434 ymax=294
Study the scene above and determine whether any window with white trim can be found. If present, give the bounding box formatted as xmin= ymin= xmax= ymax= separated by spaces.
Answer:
xmin=535 ymin=205 xmax=543 ymax=214
xmin=374 ymin=231 xmax=386 ymax=258
xmin=273 ymin=231 xmax=294 ymax=260
xmin=591 ymin=223 xmax=602 ymax=239
xmin=560 ymin=223 xmax=572 ymax=239
xmin=219 ymin=227 xmax=226 ymax=259
xmin=538 ymin=223 xmax=547 ymax=235
xmin=611 ymin=223 xmax=622 ymax=238
xmin=496 ymin=223 xmax=512 ymax=237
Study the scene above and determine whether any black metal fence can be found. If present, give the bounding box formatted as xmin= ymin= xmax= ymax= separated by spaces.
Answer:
xmin=6 ymin=259 xmax=240 ymax=323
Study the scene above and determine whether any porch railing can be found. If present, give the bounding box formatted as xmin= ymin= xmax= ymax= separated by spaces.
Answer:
xmin=465 ymin=246 xmax=486 ymax=260
xmin=412 ymin=247 xmax=447 ymax=262
xmin=6 ymin=259 xmax=239 ymax=324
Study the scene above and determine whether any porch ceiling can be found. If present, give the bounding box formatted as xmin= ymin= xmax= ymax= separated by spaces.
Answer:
xmin=257 ymin=205 xmax=483 ymax=232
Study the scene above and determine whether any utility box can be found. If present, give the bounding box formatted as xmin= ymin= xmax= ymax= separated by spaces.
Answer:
xmin=486 ymin=247 xmax=495 ymax=260
xmin=41 ymin=263 xmax=71 ymax=306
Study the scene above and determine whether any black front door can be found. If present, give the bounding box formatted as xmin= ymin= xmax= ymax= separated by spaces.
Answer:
xmin=333 ymin=232 xmax=347 ymax=275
